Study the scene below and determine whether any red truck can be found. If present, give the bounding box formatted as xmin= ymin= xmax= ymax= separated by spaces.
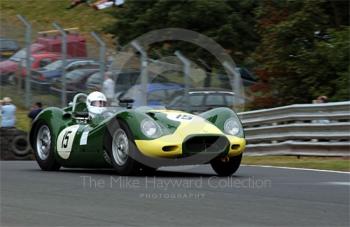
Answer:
xmin=0 ymin=29 xmax=87 ymax=83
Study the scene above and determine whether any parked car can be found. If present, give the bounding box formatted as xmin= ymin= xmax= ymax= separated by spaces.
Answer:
xmin=1 ymin=31 xmax=87 ymax=82
xmin=0 ymin=44 xmax=52 ymax=79
xmin=0 ymin=38 xmax=20 ymax=61
xmin=0 ymin=51 xmax=61 ymax=84
xmin=50 ymin=68 xmax=99 ymax=101
xmin=167 ymin=88 xmax=245 ymax=113
xmin=119 ymin=83 xmax=184 ymax=107
xmin=31 ymin=58 xmax=99 ymax=90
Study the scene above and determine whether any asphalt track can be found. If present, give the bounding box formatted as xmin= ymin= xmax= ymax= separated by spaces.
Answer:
xmin=1 ymin=161 xmax=349 ymax=227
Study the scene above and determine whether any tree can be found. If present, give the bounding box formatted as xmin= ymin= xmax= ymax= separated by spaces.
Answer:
xmin=105 ymin=0 xmax=260 ymax=66
xmin=250 ymin=0 xmax=349 ymax=109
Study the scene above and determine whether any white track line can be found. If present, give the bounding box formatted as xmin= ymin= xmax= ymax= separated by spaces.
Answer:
xmin=242 ymin=164 xmax=350 ymax=174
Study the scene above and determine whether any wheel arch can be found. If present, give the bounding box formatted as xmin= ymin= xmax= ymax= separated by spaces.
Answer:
xmin=113 ymin=110 xmax=154 ymax=140
xmin=29 ymin=107 xmax=67 ymax=151
xmin=200 ymin=107 xmax=243 ymax=134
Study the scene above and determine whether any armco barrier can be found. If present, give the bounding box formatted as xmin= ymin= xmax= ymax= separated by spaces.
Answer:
xmin=239 ymin=101 xmax=350 ymax=156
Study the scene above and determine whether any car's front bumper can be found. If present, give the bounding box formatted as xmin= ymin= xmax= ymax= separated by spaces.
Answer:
xmin=135 ymin=134 xmax=245 ymax=159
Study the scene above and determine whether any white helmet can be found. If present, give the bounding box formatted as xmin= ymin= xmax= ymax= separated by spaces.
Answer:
xmin=86 ymin=91 xmax=107 ymax=118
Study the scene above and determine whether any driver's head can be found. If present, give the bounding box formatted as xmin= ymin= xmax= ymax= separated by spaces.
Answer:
xmin=86 ymin=91 xmax=107 ymax=118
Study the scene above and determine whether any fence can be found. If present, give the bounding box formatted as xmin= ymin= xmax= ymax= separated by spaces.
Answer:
xmin=239 ymin=101 xmax=350 ymax=156
xmin=1 ymin=16 xmax=248 ymax=112
xmin=0 ymin=16 xmax=105 ymax=109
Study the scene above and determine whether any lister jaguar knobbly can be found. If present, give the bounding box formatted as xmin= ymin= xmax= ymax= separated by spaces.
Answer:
xmin=29 ymin=93 xmax=246 ymax=176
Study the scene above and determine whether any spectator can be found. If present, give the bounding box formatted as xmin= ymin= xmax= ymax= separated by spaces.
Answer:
xmin=1 ymin=97 xmax=16 ymax=128
xmin=28 ymin=102 xmax=43 ymax=121
xmin=312 ymin=95 xmax=330 ymax=124
xmin=102 ymin=72 xmax=115 ymax=105
xmin=313 ymin=95 xmax=328 ymax=104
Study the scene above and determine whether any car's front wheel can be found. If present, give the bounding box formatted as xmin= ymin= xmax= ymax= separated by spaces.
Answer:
xmin=106 ymin=121 xmax=141 ymax=175
xmin=33 ymin=123 xmax=61 ymax=171
xmin=210 ymin=154 xmax=242 ymax=176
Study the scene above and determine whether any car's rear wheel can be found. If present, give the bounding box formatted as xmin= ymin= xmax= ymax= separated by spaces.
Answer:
xmin=33 ymin=123 xmax=61 ymax=171
xmin=106 ymin=120 xmax=141 ymax=175
xmin=210 ymin=154 xmax=242 ymax=176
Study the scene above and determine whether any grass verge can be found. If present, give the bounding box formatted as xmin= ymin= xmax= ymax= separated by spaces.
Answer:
xmin=0 ymin=0 xmax=116 ymax=33
xmin=242 ymin=155 xmax=350 ymax=172
xmin=15 ymin=110 xmax=30 ymax=132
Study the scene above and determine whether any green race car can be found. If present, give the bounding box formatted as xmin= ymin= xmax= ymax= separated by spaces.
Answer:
xmin=29 ymin=93 xmax=246 ymax=176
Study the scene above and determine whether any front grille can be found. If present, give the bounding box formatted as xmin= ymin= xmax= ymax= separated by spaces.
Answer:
xmin=182 ymin=135 xmax=229 ymax=156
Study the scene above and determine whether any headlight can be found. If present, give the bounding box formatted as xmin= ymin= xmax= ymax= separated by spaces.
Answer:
xmin=140 ymin=119 xmax=161 ymax=138
xmin=224 ymin=117 xmax=241 ymax=136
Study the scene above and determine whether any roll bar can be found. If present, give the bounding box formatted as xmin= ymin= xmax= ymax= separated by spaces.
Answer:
xmin=72 ymin=93 xmax=88 ymax=113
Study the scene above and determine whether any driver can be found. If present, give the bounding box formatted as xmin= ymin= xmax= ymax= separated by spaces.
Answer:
xmin=86 ymin=91 xmax=107 ymax=118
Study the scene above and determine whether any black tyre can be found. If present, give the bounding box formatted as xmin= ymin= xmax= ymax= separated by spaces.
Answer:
xmin=105 ymin=120 xmax=142 ymax=175
xmin=210 ymin=154 xmax=242 ymax=176
xmin=33 ymin=123 xmax=61 ymax=171
xmin=11 ymin=134 xmax=31 ymax=157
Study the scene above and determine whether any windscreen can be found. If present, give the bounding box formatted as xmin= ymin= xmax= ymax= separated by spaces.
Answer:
xmin=43 ymin=60 xmax=63 ymax=70
xmin=9 ymin=48 xmax=26 ymax=62
xmin=0 ymin=40 xmax=17 ymax=50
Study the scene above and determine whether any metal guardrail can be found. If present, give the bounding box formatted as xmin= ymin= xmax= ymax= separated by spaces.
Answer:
xmin=239 ymin=101 xmax=350 ymax=156
xmin=244 ymin=141 xmax=350 ymax=157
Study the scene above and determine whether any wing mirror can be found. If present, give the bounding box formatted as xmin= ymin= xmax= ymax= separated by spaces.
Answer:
xmin=119 ymin=98 xmax=134 ymax=109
